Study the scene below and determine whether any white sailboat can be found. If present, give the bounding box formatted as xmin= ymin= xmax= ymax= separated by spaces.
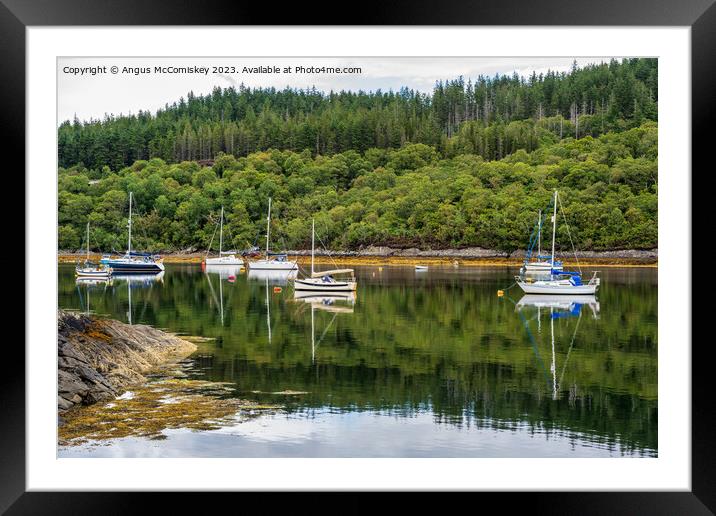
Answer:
xmin=204 ymin=206 xmax=244 ymax=266
xmin=293 ymin=219 xmax=357 ymax=292
xmin=75 ymin=222 xmax=112 ymax=279
xmin=516 ymin=191 xmax=600 ymax=295
xmin=247 ymin=197 xmax=298 ymax=271
xmin=523 ymin=209 xmax=563 ymax=273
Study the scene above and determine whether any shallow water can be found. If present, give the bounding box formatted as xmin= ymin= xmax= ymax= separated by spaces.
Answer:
xmin=58 ymin=263 xmax=657 ymax=457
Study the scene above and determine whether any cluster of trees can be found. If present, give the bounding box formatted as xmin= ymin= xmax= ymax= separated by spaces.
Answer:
xmin=58 ymin=59 xmax=657 ymax=171
xmin=58 ymin=122 xmax=657 ymax=253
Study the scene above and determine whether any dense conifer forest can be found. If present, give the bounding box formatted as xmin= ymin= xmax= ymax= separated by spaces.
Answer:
xmin=58 ymin=58 xmax=657 ymax=253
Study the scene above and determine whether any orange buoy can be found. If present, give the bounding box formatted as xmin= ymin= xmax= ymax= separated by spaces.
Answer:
xmin=228 ymin=275 xmax=236 ymax=283
xmin=273 ymin=286 xmax=282 ymax=293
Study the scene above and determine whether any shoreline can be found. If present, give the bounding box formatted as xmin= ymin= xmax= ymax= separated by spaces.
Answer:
xmin=58 ymin=310 xmax=197 ymax=415
xmin=58 ymin=247 xmax=658 ymax=267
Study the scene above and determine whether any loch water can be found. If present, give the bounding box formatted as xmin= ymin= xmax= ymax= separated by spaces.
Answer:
xmin=58 ymin=263 xmax=657 ymax=458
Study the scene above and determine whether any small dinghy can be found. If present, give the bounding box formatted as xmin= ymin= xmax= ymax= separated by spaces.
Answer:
xmin=415 ymin=265 xmax=429 ymax=271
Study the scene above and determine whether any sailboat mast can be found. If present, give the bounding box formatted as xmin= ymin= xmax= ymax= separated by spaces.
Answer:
xmin=311 ymin=218 xmax=315 ymax=276
xmin=219 ymin=274 xmax=224 ymax=326
xmin=128 ymin=192 xmax=133 ymax=255
xmin=311 ymin=304 xmax=315 ymax=364
xmin=551 ymin=190 xmax=558 ymax=269
xmin=219 ymin=206 xmax=224 ymax=255
xmin=551 ymin=307 xmax=557 ymax=400
xmin=537 ymin=210 xmax=542 ymax=258
xmin=86 ymin=221 xmax=90 ymax=261
xmin=266 ymin=197 xmax=272 ymax=259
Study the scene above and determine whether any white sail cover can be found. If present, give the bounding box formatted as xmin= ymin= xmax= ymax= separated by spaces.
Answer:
xmin=310 ymin=269 xmax=354 ymax=278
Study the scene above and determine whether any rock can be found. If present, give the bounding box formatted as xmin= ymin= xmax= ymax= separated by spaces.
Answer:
xmin=57 ymin=310 xmax=197 ymax=412
xmin=58 ymin=396 xmax=74 ymax=411
xmin=281 ymin=247 xmax=657 ymax=261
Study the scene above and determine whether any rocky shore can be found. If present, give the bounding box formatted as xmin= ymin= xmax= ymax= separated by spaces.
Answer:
xmin=57 ymin=310 xmax=197 ymax=415
xmin=59 ymin=247 xmax=657 ymax=264
xmin=283 ymin=246 xmax=658 ymax=262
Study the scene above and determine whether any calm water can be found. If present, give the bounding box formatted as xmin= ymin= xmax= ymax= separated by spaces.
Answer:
xmin=58 ymin=263 xmax=657 ymax=457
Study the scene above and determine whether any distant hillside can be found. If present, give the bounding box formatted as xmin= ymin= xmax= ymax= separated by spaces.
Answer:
xmin=58 ymin=122 xmax=657 ymax=254
xmin=58 ymin=58 xmax=657 ymax=171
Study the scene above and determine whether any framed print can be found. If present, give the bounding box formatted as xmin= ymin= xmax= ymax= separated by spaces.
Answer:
xmin=3 ymin=0 xmax=713 ymax=511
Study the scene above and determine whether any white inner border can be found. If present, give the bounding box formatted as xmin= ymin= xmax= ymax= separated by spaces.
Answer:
xmin=27 ymin=27 xmax=690 ymax=491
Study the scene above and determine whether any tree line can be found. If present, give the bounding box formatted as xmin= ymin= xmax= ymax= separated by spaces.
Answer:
xmin=58 ymin=122 xmax=657 ymax=253
xmin=58 ymin=59 xmax=657 ymax=171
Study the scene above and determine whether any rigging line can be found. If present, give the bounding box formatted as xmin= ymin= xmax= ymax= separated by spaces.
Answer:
xmin=204 ymin=272 xmax=221 ymax=314
xmin=557 ymin=194 xmax=582 ymax=274
xmin=517 ymin=307 xmax=553 ymax=389
xmin=76 ymin=284 xmax=85 ymax=312
xmin=558 ymin=309 xmax=582 ymax=388
xmin=315 ymin=226 xmax=339 ymax=270
xmin=205 ymin=218 xmax=219 ymax=258
xmin=501 ymin=294 xmax=552 ymax=388
xmin=316 ymin=312 xmax=339 ymax=348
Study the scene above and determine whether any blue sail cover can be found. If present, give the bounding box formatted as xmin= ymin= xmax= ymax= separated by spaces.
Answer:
xmin=553 ymin=270 xmax=581 ymax=276
xmin=551 ymin=303 xmax=582 ymax=319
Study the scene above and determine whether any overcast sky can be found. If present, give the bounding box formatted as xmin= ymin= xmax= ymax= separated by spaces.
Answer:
xmin=58 ymin=57 xmax=617 ymax=123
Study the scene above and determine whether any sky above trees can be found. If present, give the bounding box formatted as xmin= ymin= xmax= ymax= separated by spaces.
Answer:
xmin=58 ymin=57 xmax=617 ymax=123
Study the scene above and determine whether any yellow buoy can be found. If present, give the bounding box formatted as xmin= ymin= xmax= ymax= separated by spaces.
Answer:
xmin=497 ymin=290 xmax=504 ymax=296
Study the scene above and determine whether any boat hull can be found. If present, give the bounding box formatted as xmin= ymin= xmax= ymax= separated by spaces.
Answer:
xmin=100 ymin=260 xmax=165 ymax=273
xmin=517 ymin=280 xmax=597 ymax=295
xmin=248 ymin=259 xmax=298 ymax=271
xmin=75 ymin=269 xmax=111 ymax=278
xmin=205 ymin=256 xmax=244 ymax=266
xmin=294 ymin=278 xmax=357 ymax=292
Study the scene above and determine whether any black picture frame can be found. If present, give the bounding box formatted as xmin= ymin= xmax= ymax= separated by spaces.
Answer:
xmin=3 ymin=0 xmax=710 ymax=512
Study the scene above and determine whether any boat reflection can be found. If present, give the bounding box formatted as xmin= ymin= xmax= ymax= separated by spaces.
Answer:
xmin=112 ymin=271 xmax=164 ymax=324
xmin=112 ymin=270 xmax=165 ymax=286
xmin=516 ymin=294 xmax=600 ymax=319
xmin=204 ymin=270 xmax=232 ymax=326
xmin=511 ymin=293 xmax=597 ymax=401
xmin=75 ymin=277 xmax=113 ymax=287
xmin=293 ymin=291 xmax=356 ymax=313
xmin=204 ymin=263 xmax=243 ymax=280
xmin=247 ymin=268 xmax=297 ymax=285
xmin=75 ymin=277 xmax=112 ymax=315
xmin=304 ymin=293 xmax=354 ymax=364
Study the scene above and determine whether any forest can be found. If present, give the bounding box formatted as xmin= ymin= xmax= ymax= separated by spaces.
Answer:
xmin=58 ymin=58 xmax=657 ymax=253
